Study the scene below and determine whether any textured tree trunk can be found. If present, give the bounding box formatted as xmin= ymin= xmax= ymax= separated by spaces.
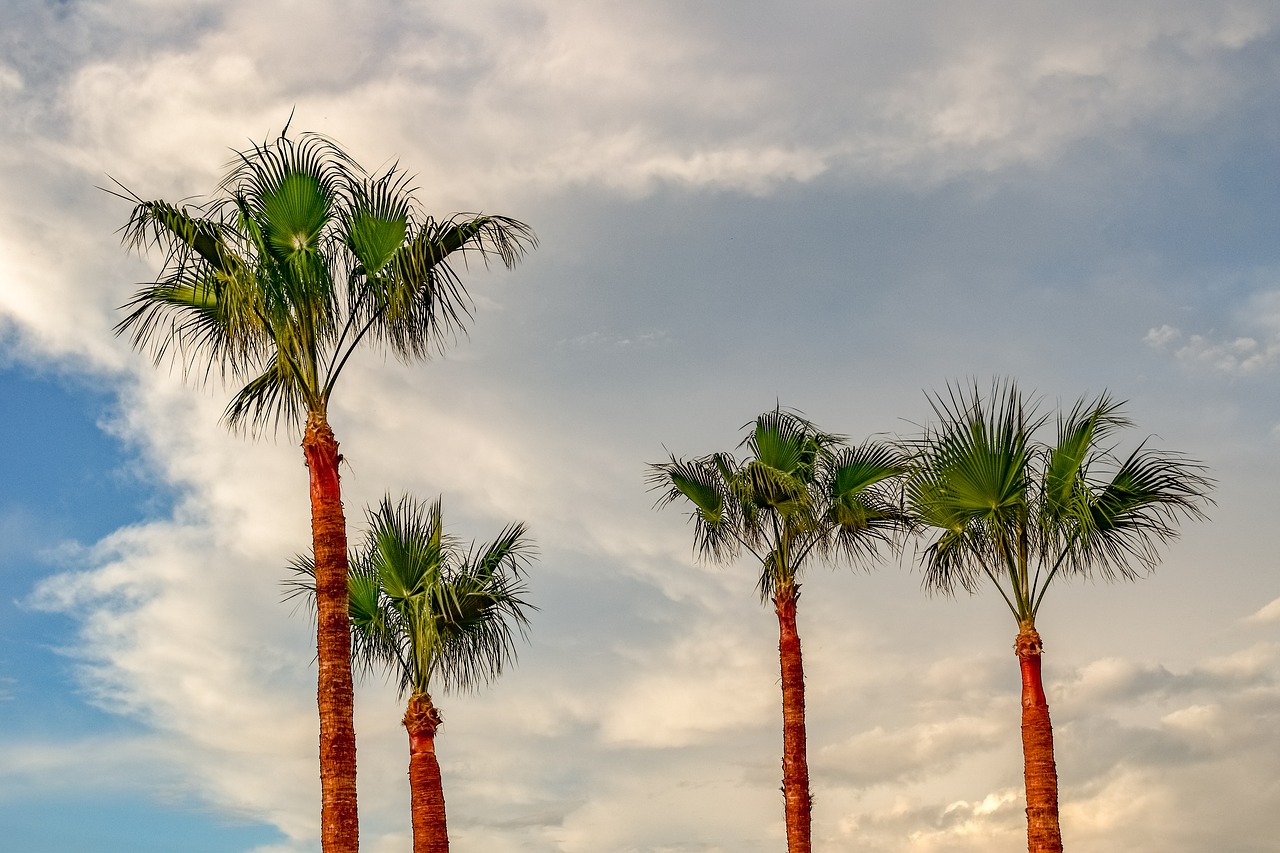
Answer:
xmin=1016 ymin=626 xmax=1063 ymax=853
xmin=775 ymin=583 xmax=812 ymax=853
xmin=404 ymin=693 xmax=448 ymax=853
xmin=303 ymin=414 xmax=359 ymax=853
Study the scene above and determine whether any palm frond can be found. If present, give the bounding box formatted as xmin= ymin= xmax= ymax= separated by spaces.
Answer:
xmin=826 ymin=442 xmax=909 ymax=564
xmin=1067 ymin=444 xmax=1213 ymax=580
xmin=222 ymin=352 xmax=310 ymax=435
xmin=646 ymin=454 xmax=741 ymax=563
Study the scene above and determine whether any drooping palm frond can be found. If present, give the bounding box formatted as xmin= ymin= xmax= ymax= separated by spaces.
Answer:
xmin=825 ymin=442 xmax=910 ymax=565
xmin=115 ymin=198 xmax=268 ymax=382
xmin=364 ymin=213 xmax=538 ymax=362
xmin=222 ymin=351 xmax=311 ymax=434
xmin=1059 ymin=443 xmax=1212 ymax=583
xmin=646 ymin=453 xmax=744 ymax=563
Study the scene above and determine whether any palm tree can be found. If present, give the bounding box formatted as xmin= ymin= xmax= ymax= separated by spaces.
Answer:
xmin=113 ymin=126 xmax=535 ymax=853
xmin=648 ymin=408 xmax=906 ymax=853
xmin=295 ymin=494 xmax=533 ymax=853
xmin=901 ymin=380 xmax=1212 ymax=853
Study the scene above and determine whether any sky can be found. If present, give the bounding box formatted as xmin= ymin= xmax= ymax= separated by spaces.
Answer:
xmin=1 ymin=1 xmax=1279 ymax=851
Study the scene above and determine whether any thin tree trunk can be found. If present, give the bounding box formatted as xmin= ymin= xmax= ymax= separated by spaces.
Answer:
xmin=404 ymin=693 xmax=448 ymax=853
xmin=775 ymin=583 xmax=812 ymax=853
xmin=304 ymin=414 xmax=359 ymax=853
xmin=1016 ymin=626 xmax=1062 ymax=853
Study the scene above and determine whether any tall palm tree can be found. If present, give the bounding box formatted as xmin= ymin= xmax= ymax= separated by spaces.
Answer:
xmin=901 ymin=380 xmax=1212 ymax=853
xmin=296 ymin=494 xmax=534 ymax=853
xmin=648 ymin=408 xmax=906 ymax=853
xmin=113 ymin=127 xmax=535 ymax=853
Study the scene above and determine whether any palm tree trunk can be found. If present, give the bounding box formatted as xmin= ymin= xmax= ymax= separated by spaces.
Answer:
xmin=1016 ymin=626 xmax=1062 ymax=853
xmin=775 ymin=583 xmax=812 ymax=853
xmin=404 ymin=693 xmax=448 ymax=853
xmin=303 ymin=414 xmax=359 ymax=853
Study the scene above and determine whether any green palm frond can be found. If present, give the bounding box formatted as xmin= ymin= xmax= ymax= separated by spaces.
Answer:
xmin=469 ymin=522 xmax=536 ymax=584
xmin=117 ymin=272 xmax=231 ymax=378
xmin=647 ymin=454 xmax=741 ymax=562
xmin=116 ymin=198 xmax=270 ymax=382
xmin=370 ymin=214 xmax=538 ymax=361
xmin=917 ymin=524 xmax=991 ymax=596
xmin=826 ymin=442 xmax=909 ymax=563
xmin=120 ymin=198 xmax=237 ymax=274
xmin=1041 ymin=395 xmax=1128 ymax=521
xmin=1066 ymin=444 xmax=1212 ymax=582
xmin=259 ymin=170 xmax=332 ymax=263
xmin=343 ymin=168 xmax=413 ymax=277
xmin=222 ymin=352 xmax=310 ymax=435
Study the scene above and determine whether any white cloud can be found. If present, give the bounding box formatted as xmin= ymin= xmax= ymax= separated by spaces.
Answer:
xmin=1175 ymin=334 xmax=1280 ymax=375
xmin=0 ymin=65 xmax=21 ymax=94
xmin=596 ymin=615 xmax=774 ymax=748
xmin=1146 ymin=288 xmax=1280 ymax=375
xmin=1247 ymin=596 xmax=1280 ymax=624
xmin=1144 ymin=324 xmax=1182 ymax=347
xmin=815 ymin=715 xmax=1006 ymax=790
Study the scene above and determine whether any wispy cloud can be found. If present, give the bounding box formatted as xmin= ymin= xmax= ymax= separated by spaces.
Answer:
xmin=1145 ymin=287 xmax=1280 ymax=375
xmin=1146 ymin=325 xmax=1280 ymax=375
xmin=557 ymin=330 xmax=670 ymax=351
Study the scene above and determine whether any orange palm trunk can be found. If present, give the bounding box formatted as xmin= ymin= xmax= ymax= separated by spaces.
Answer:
xmin=775 ymin=583 xmax=812 ymax=853
xmin=1016 ymin=627 xmax=1062 ymax=853
xmin=303 ymin=416 xmax=359 ymax=853
xmin=404 ymin=694 xmax=448 ymax=853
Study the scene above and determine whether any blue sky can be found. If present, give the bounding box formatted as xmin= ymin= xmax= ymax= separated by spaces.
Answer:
xmin=0 ymin=365 xmax=282 ymax=851
xmin=2 ymin=2 xmax=1279 ymax=851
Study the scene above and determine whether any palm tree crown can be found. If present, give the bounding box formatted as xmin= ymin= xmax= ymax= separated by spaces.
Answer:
xmin=649 ymin=408 xmax=906 ymax=596
xmin=904 ymin=380 xmax=1212 ymax=625
xmin=346 ymin=494 xmax=534 ymax=698
xmin=114 ymin=128 xmax=536 ymax=433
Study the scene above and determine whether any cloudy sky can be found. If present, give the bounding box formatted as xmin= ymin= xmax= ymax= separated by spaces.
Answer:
xmin=2 ymin=1 xmax=1279 ymax=851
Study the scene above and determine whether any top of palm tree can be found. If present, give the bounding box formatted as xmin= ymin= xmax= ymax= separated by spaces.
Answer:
xmin=345 ymin=494 xmax=535 ymax=697
xmin=113 ymin=125 xmax=537 ymax=435
xmin=648 ymin=407 xmax=907 ymax=600
xmin=903 ymin=379 xmax=1214 ymax=621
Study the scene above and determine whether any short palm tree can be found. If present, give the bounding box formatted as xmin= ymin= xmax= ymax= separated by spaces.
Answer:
xmin=648 ymin=408 xmax=907 ymax=853
xmin=902 ymin=380 xmax=1212 ymax=853
xmin=114 ymin=127 xmax=535 ymax=853
xmin=292 ymin=494 xmax=534 ymax=853
xmin=354 ymin=495 xmax=533 ymax=853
